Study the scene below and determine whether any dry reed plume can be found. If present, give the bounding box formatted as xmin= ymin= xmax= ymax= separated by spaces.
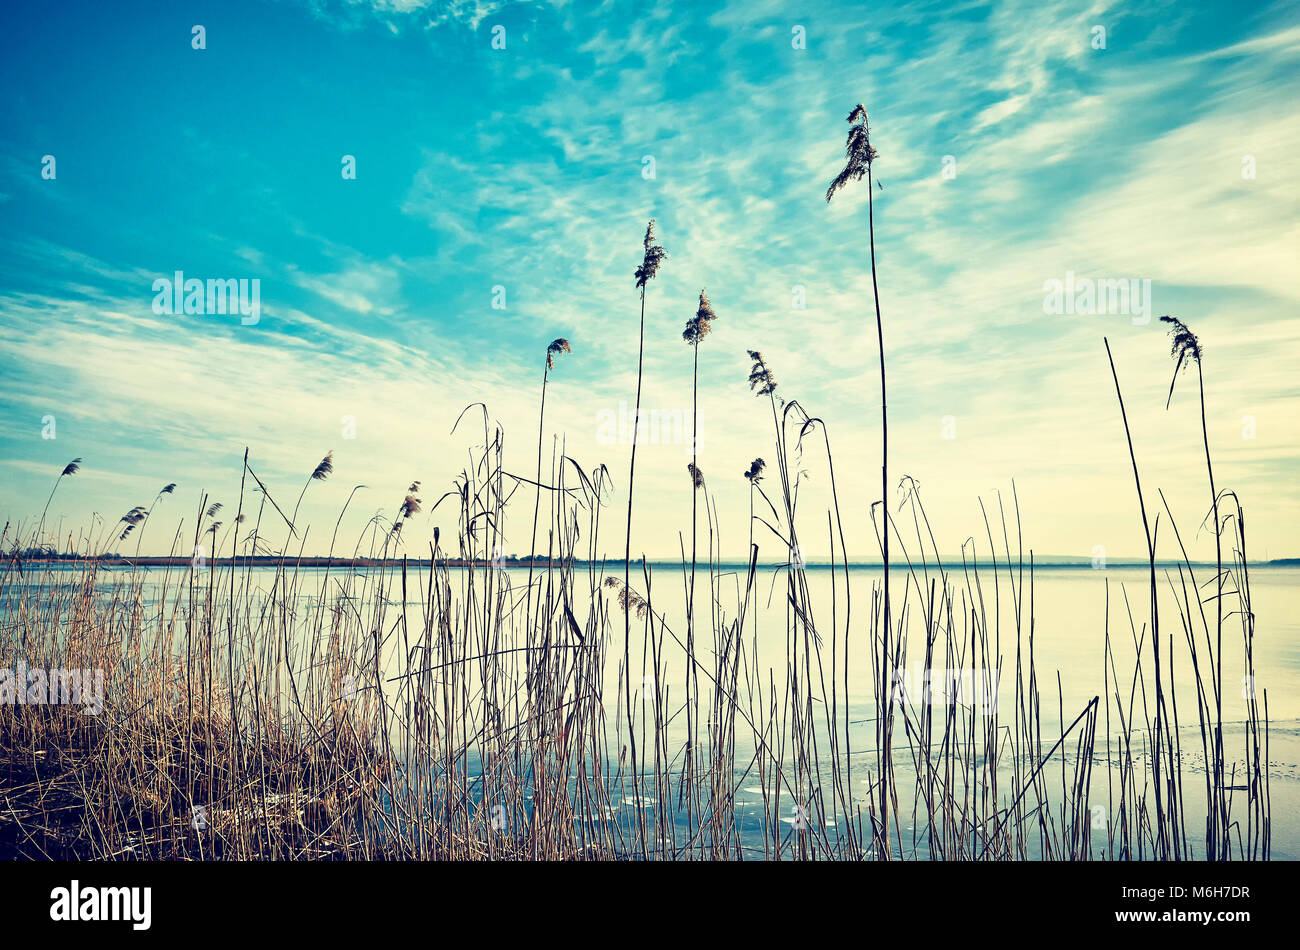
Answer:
xmin=0 ymin=110 xmax=1272 ymax=864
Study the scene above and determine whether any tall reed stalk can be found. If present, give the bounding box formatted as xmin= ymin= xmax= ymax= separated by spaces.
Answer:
xmin=36 ymin=458 xmax=81 ymax=554
xmin=827 ymin=103 xmax=893 ymax=854
xmin=526 ymin=338 xmax=571 ymax=643
xmin=681 ymin=290 xmax=715 ymax=823
xmin=1159 ymin=315 xmax=1228 ymax=857
xmin=623 ymin=220 xmax=665 ymax=852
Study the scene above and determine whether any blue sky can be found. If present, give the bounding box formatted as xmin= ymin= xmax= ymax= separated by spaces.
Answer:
xmin=1 ymin=0 xmax=1297 ymax=562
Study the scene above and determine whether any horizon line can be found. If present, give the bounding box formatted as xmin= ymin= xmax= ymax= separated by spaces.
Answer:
xmin=12 ymin=554 xmax=1299 ymax=570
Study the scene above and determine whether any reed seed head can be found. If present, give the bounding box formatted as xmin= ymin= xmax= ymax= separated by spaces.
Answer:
xmin=682 ymin=290 xmax=718 ymax=346
xmin=120 ymin=506 xmax=148 ymax=526
xmin=546 ymin=338 xmax=572 ymax=370
xmin=743 ymin=458 xmax=766 ymax=483
xmin=312 ymin=452 xmax=335 ymax=481
xmin=1160 ymin=315 xmax=1202 ymax=366
xmin=826 ymin=103 xmax=878 ymax=203
xmin=603 ymin=576 xmax=649 ymax=619
xmin=687 ymin=462 xmax=704 ymax=488
xmin=634 ymin=219 xmax=667 ymax=289
xmin=391 ymin=489 xmax=422 ymax=535
xmin=60 ymin=458 xmax=82 ymax=478
xmin=1160 ymin=315 xmax=1204 ymax=409
xmin=747 ymin=350 xmax=778 ymax=396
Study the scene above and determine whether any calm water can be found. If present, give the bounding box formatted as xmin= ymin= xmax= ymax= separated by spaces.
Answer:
xmin=23 ymin=562 xmax=1300 ymax=857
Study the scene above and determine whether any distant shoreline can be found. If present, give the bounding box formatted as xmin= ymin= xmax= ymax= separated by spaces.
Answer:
xmin=9 ymin=555 xmax=1299 ymax=570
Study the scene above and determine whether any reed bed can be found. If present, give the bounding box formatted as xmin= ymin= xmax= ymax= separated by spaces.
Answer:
xmin=0 ymin=368 xmax=1271 ymax=861
xmin=0 ymin=107 xmax=1271 ymax=862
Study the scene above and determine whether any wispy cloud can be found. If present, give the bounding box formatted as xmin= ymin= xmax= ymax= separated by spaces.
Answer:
xmin=1 ymin=0 xmax=1296 ymax=561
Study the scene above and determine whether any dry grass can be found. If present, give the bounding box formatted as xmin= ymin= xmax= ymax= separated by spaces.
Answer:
xmin=0 ymin=124 xmax=1271 ymax=861
xmin=0 ymin=367 xmax=1270 ymax=861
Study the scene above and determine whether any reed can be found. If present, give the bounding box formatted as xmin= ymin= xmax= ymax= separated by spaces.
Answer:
xmin=827 ymin=104 xmax=894 ymax=853
xmin=35 ymin=458 xmax=81 ymax=554
xmin=681 ymin=290 xmax=716 ymax=830
xmin=620 ymin=220 xmax=665 ymax=855
xmin=0 ymin=152 xmax=1273 ymax=865
xmin=0 ymin=411 xmax=1269 ymax=860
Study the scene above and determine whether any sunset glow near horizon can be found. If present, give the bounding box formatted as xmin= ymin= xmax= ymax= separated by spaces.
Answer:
xmin=1 ymin=0 xmax=1297 ymax=564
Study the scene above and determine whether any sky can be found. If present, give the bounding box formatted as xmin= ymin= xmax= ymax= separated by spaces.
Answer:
xmin=0 ymin=0 xmax=1297 ymax=564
